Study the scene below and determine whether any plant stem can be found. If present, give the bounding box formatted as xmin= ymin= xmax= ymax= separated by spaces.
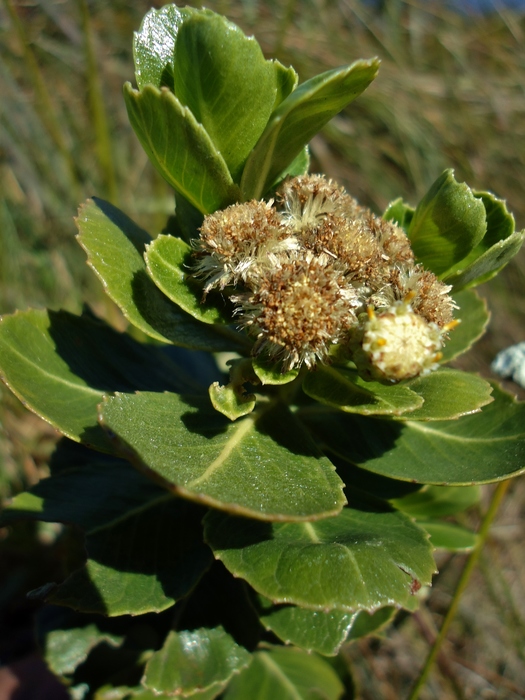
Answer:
xmin=408 ymin=479 xmax=511 ymax=700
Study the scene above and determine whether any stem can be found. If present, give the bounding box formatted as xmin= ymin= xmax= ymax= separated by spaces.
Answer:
xmin=408 ymin=479 xmax=511 ymax=700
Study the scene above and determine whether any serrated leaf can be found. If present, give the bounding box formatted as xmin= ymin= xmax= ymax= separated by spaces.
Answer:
xmin=204 ymin=503 xmax=435 ymax=613
xmin=144 ymin=235 xmax=228 ymax=324
xmin=408 ymin=170 xmax=486 ymax=276
xmin=142 ymin=627 xmax=251 ymax=697
xmin=76 ymin=198 xmax=243 ymax=351
xmin=399 ymin=368 xmax=493 ymax=421
xmin=0 ymin=309 xmax=194 ymax=451
xmin=306 ymin=382 xmax=525 ymax=485
xmin=124 ymin=84 xmax=240 ymax=214
xmin=222 ymin=647 xmax=344 ymax=700
xmin=383 ymin=197 xmax=415 ymax=232
xmin=47 ymin=499 xmax=213 ymax=616
xmin=302 ymin=365 xmax=423 ymax=416
xmin=417 ymin=521 xmax=477 ymax=551
xmin=100 ymin=392 xmax=346 ymax=522
xmin=440 ymin=289 xmax=490 ymax=363
xmin=391 ymin=485 xmax=481 ymax=519
xmin=45 ymin=624 xmax=124 ymax=677
xmin=241 ymin=59 xmax=380 ymax=200
xmin=172 ymin=11 xmax=295 ymax=182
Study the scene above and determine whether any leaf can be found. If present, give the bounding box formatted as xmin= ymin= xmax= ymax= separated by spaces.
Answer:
xmin=241 ymin=59 xmax=380 ymax=200
xmin=124 ymin=84 xmax=240 ymax=215
xmin=382 ymin=197 xmax=415 ymax=232
xmin=172 ymin=11 xmax=296 ymax=182
xmin=302 ymin=365 xmax=423 ymax=416
xmin=417 ymin=521 xmax=477 ymax=551
xmin=398 ymin=368 xmax=493 ymax=421
xmin=440 ymin=289 xmax=490 ymax=363
xmin=0 ymin=308 xmax=195 ymax=451
xmin=209 ymin=381 xmax=256 ymax=421
xmin=142 ymin=627 xmax=252 ymax=698
xmin=251 ymin=356 xmax=299 ymax=386
xmin=144 ymin=235 xmax=228 ymax=324
xmin=100 ymin=392 xmax=346 ymax=522
xmin=307 ymin=383 xmax=525 ymax=485
xmin=76 ymin=198 xmax=244 ymax=351
xmin=204 ymin=503 xmax=435 ymax=613
xmin=408 ymin=170 xmax=486 ymax=276
xmin=391 ymin=485 xmax=481 ymax=519
xmin=45 ymin=624 xmax=123 ymax=676
xmin=346 ymin=607 xmax=396 ymax=641
xmin=255 ymin=595 xmax=357 ymax=656
xmin=47 ymin=499 xmax=213 ymax=616
xmin=222 ymin=647 xmax=344 ymax=700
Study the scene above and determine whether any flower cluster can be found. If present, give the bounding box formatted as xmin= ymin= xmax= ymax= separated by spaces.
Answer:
xmin=193 ymin=175 xmax=457 ymax=382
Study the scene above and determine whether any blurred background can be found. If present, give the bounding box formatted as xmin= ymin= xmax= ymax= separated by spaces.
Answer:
xmin=0 ymin=1 xmax=525 ymax=697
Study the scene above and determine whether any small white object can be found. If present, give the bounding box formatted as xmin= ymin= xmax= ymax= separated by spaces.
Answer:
xmin=491 ymin=342 xmax=525 ymax=388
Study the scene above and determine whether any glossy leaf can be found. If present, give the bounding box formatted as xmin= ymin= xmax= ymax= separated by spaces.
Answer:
xmin=241 ymin=59 xmax=380 ymax=200
xmin=382 ymin=197 xmax=415 ymax=232
xmin=204 ymin=504 xmax=435 ymax=613
xmin=418 ymin=521 xmax=477 ymax=551
xmin=0 ymin=309 xmax=195 ymax=451
xmin=408 ymin=170 xmax=486 ymax=276
xmin=440 ymin=289 xmax=489 ymax=363
xmin=124 ymin=84 xmax=240 ymax=214
xmin=100 ymin=392 xmax=346 ymax=522
xmin=399 ymin=368 xmax=493 ymax=421
xmin=346 ymin=607 xmax=396 ymax=641
xmin=144 ymin=235 xmax=228 ymax=324
xmin=255 ymin=595 xmax=357 ymax=656
xmin=302 ymin=365 xmax=423 ymax=416
xmin=76 ymin=198 xmax=243 ymax=351
xmin=172 ymin=11 xmax=296 ymax=181
xmin=391 ymin=485 xmax=481 ymax=519
xmin=45 ymin=624 xmax=123 ymax=676
xmin=222 ymin=646 xmax=344 ymax=700
xmin=142 ymin=627 xmax=251 ymax=697
xmin=308 ymin=383 xmax=525 ymax=485
xmin=47 ymin=499 xmax=213 ymax=616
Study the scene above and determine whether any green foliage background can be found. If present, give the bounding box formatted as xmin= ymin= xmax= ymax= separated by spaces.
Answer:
xmin=1 ymin=1 xmax=525 ymax=697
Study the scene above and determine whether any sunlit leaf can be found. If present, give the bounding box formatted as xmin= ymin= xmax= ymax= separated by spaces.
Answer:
xmin=382 ymin=197 xmax=415 ymax=232
xmin=45 ymin=624 xmax=123 ymax=677
xmin=440 ymin=289 xmax=489 ymax=363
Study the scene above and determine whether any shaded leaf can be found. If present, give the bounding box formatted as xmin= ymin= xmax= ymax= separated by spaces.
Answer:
xmin=307 ymin=383 xmax=525 ymax=485
xmin=302 ymin=365 xmax=423 ymax=416
xmin=346 ymin=607 xmax=396 ymax=642
xmin=144 ymin=235 xmax=228 ymax=324
xmin=241 ymin=59 xmax=380 ymax=200
xmin=100 ymin=392 xmax=346 ymax=522
xmin=76 ymin=198 xmax=244 ymax=351
xmin=47 ymin=499 xmax=213 ymax=616
xmin=45 ymin=624 xmax=123 ymax=676
xmin=408 ymin=170 xmax=486 ymax=276
xmin=399 ymin=368 xmax=493 ymax=421
xmin=417 ymin=521 xmax=477 ymax=551
xmin=251 ymin=357 xmax=299 ymax=386
xmin=222 ymin=646 xmax=344 ymax=700
xmin=124 ymin=84 xmax=240 ymax=214
xmin=142 ymin=627 xmax=251 ymax=697
xmin=391 ymin=485 xmax=481 ymax=519
xmin=440 ymin=289 xmax=489 ymax=363
xmin=382 ymin=198 xmax=415 ymax=232
xmin=204 ymin=504 xmax=434 ymax=613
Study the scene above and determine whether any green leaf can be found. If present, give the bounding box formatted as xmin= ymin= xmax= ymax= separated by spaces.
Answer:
xmin=0 ymin=309 xmax=195 ymax=450
xmin=241 ymin=59 xmax=380 ymax=200
xmin=204 ymin=503 xmax=435 ymax=613
xmin=270 ymin=146 xmax=310 ymax=190
xmin=443 ymin=192 xmax=524 ymax=290
xmin=408 ymin=170 xmax=486 ymax=276
xmin=100 ymin=392 xmax=346 ymax=522
xmin=346 ymin=607 xmax=397 ymax=641
xmin=144 ymin=235 xmax=228 ymax=324
xmin=209 ymin=381 xmax=256 ymax=421
xmin=399 ymin=368 xmax=493 ymax=421
xmin=417 ymin=521 xmax=477 ymax=551
xmin=124 ymin=84 xmax=240 ymax=215
xmin=251 ymin=356 xmax=299 ymax=386
xmin=391 ymin=485 xmax=481 ymax=519
xmin=172 ymin=11 xmax=295 ymax=182
xmin=302 ymin=365 xmax=423 ymax=416
xmin=440 ymin=289 xmax=490 ymax=363
xmin=142 ymin=627 xmax=252 ymax=698
xmin=47 ymin=499 xmax=213 ymax=616
xmin=382 ymin=198 xmax=415 ymax=232
xmin=255 ymin=595 xmax=357 ymax=656
xmin=222 ymin=647 xmax=344 ymax=700
xmin=308 ymin=383 xmax=525 ymax=485
xmin=76 ymin=198 xmax=243 ymax=351
xmin=45 ymin=624 xmax=123 ymax=677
